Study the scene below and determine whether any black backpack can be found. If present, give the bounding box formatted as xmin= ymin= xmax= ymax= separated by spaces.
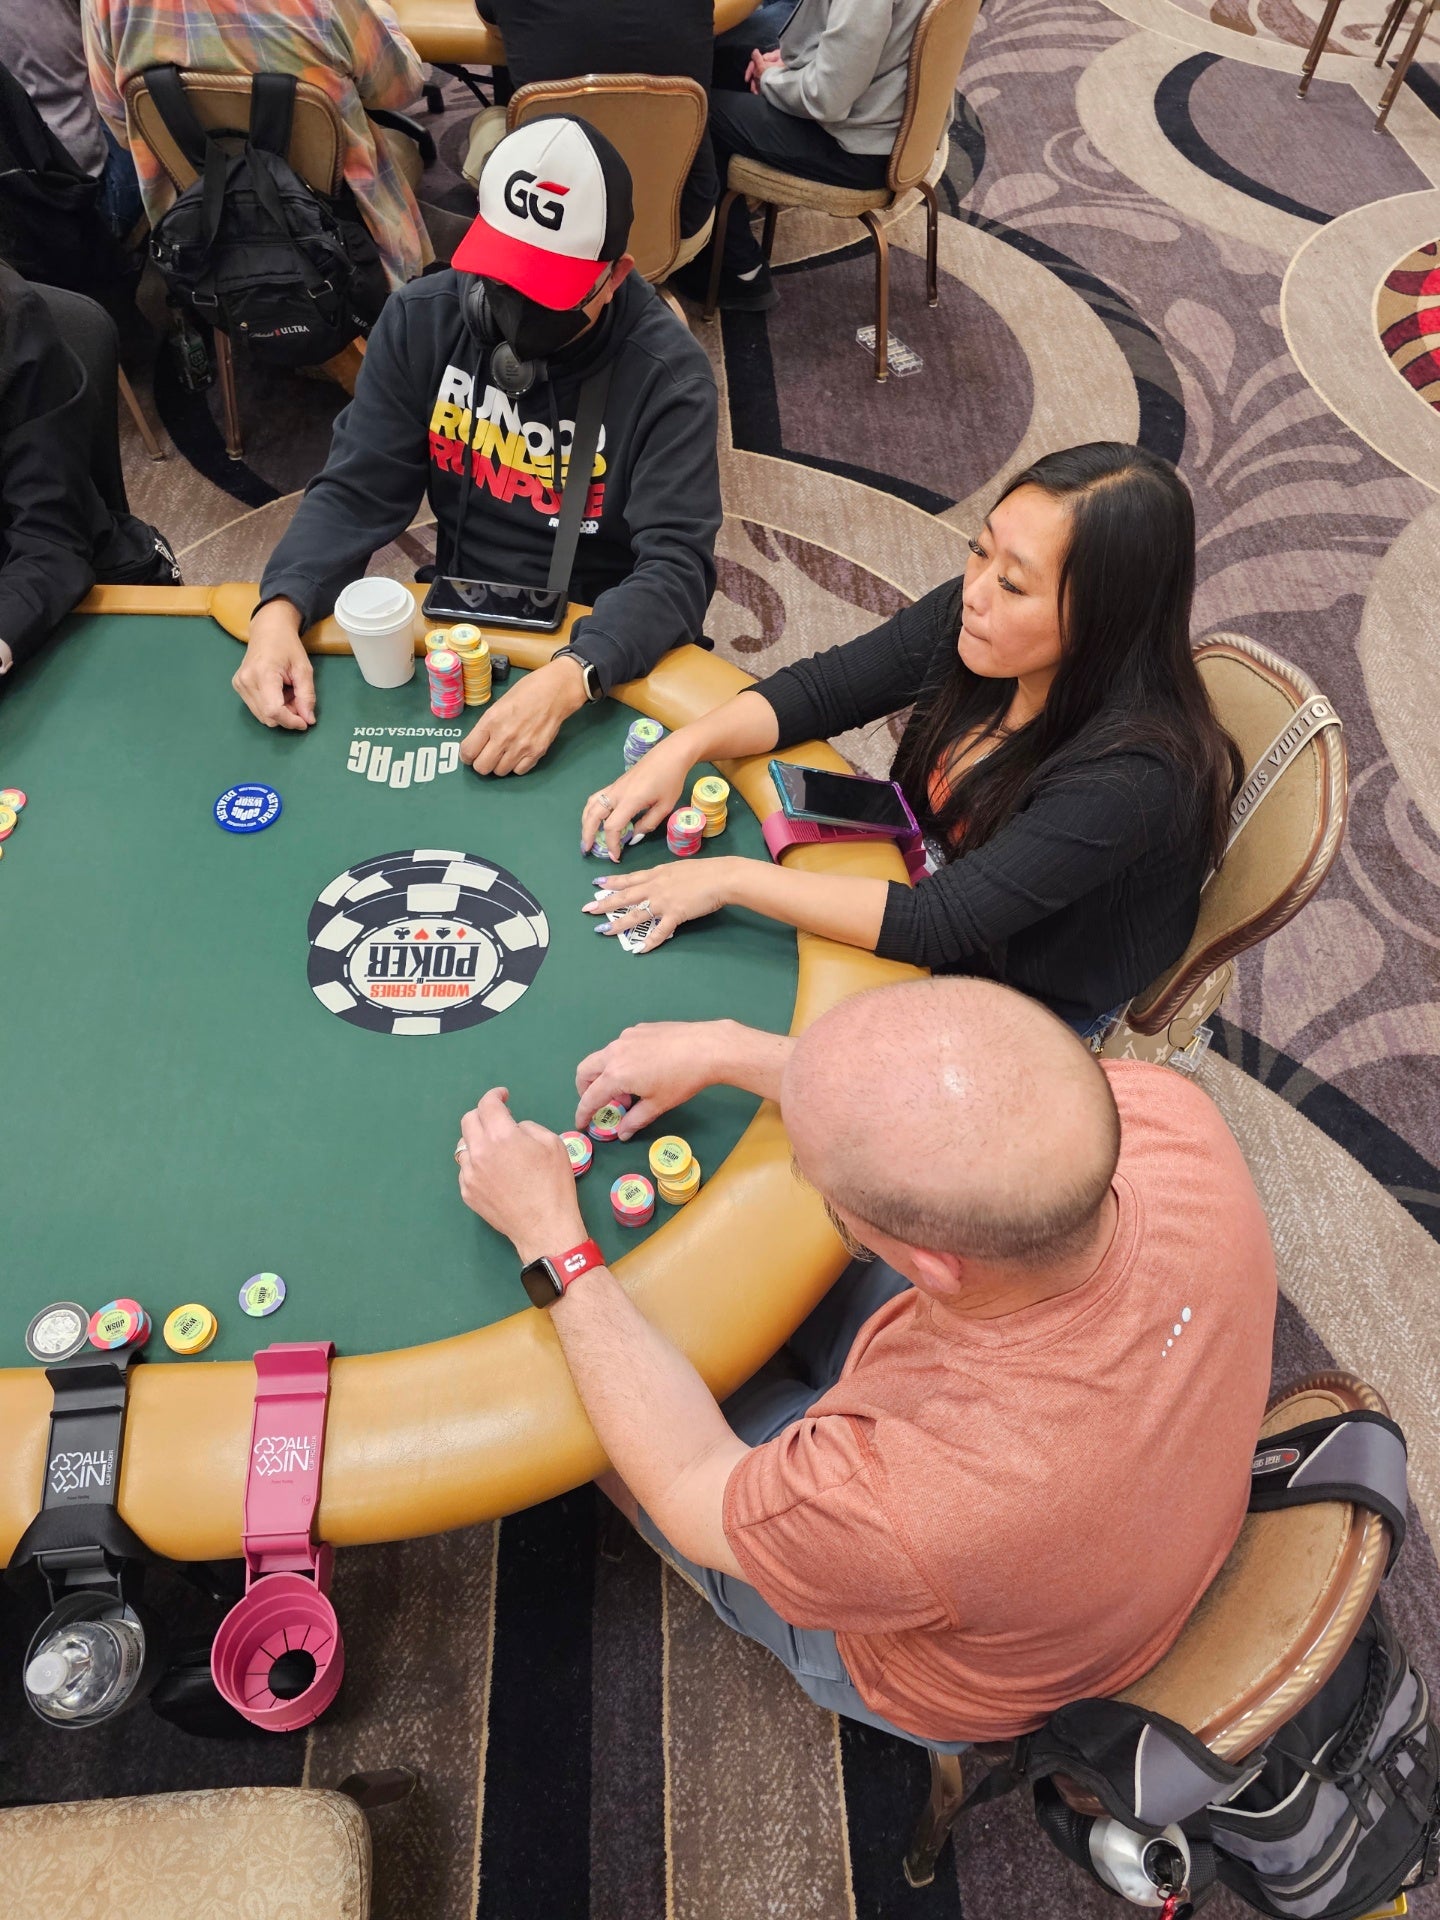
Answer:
xmin=143 ymin=66 xmax=388 ymax=367
xmin=1018 ymin=1410 xmax=1440 ymax=1917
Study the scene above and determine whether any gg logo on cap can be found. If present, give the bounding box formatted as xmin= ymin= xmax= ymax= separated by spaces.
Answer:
xmin=503 ymin=170 xmax=569 ymax=232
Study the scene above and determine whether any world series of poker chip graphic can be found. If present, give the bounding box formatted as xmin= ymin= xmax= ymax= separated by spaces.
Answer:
xmin=307 ymin=849 xmax=549 ymax=1036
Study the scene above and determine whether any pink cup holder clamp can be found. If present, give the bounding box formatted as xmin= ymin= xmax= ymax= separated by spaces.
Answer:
xmin=211 ymin=1342 xmax=344 ymax=1732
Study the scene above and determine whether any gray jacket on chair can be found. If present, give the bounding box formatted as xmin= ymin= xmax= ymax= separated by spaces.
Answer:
xmin=761 ymin=0 xmax=938 ymax=156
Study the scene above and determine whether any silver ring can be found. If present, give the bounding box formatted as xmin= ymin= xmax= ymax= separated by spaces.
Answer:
xmin=638 ymin=899 xmax=653 ymax=914
xmin=454 ymin=1139 xmax=468 ymax=1163
xmin=592 ymin=790 xmax=611 ymax=809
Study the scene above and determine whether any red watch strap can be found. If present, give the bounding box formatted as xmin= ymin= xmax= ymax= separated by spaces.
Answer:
xmin=553 ymin=1238 xmax=605 ymax=1291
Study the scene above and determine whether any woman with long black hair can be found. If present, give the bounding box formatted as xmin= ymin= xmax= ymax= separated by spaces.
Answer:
xmin=582 ymin=443 xmax=1242 ymax=1036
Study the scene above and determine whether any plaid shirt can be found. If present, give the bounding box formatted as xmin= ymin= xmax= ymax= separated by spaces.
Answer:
xmin=83 ymin=0 xmax=427 ymax=288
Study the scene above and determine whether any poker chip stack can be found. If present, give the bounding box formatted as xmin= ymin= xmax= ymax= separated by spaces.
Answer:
xmin=590 ymin=823 xmax=635 ymax=859
xmin=0 ymin=787 xmax=26 ymax=863
xmin=611 ymin=1173 xmax=655 ymax=1227
xmin=666 ymin=807 xmax=706 ymax=858
xmin=623 ymin=717 xmax=666 ymax=767
xmin=164 ymin=1303 xmax=218 ymax=1355
xmin=587 ymin=1095 xmax=632 ymax=1143
xmin=447 ymin=625 xmax=492 ymax=706
xmin=649 ymin=1136 xmax=701 ymax=1207
xmin=87 ymin=1297 xmax=152 ymax=1353
xmin=561 ymin=1130 xmax=594 ymax=1177
xmin=692 ymin=776 xmax=730 ymax=839
xmin=427 ymin=648 xmax=464 ymax=719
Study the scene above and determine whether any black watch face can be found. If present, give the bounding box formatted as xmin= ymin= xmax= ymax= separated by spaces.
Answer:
xmin=520 ymin=1258 xmax=562 ymax=1308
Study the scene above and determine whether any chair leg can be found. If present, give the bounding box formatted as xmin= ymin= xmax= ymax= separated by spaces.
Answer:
xmin=760 ymin=203 xmax=778 ymax=263
xmin=214 ymin=330 xmax=244 ymax=460
xmin=859 ymin=209 xmax=890 ymax=382
xmin=1375 ymin=0 xmax=1433 ymax=129
xmin=1375 ymin=0 xmax=1415 ymax=62
xmin=117 ymin=367 xmax=165 ymax=462
xmin=702 ymin=187 xmax=741 ymax=321
xmin=904 ymin=1753 xmax=969 ymax=1888
xmin=1297 ymin=0 xmax=1347 ymax=95
xmin=917 ymin=179 xmax=940 ymax=307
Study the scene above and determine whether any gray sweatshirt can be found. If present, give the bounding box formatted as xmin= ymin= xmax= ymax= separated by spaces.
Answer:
xmin=761 ymin=0 xmax=936 ymax=156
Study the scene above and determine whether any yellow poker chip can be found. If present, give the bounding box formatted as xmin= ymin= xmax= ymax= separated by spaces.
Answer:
xmin=649 ymin=1136 xmax=692 ymax=1179
xmin=659 ymin=1157 xmax=702 ymax=1201
xmin=164 ymin=1303 xmax=217 ymax=1355
xmin=0 ymin=803 xmax=16 ymax=834
xmin=692 ymin=777 xmax=729 ymax=812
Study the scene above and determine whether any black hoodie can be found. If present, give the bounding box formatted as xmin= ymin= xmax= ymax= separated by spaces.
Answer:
xmin=260 ymin=269 xmax=721 ymax=692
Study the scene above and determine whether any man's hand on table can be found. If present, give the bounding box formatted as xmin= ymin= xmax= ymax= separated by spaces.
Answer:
xmin=460 ymin=655 xmax=587 ymax=777
xmin=457 ymin=1088 xmax=585 ymax=1265
xmin=576 ymin=1018 xmax=794 ymax=1137
xmin=235 ymin=599 xmax=317 ymax=730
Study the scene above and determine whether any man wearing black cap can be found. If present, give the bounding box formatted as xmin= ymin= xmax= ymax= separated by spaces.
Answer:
xmin=235 ymin=118 xmax=721 ymax=777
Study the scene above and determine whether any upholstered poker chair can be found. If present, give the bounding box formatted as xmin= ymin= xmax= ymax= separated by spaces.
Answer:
xmin=0 ymin=1779 xmax=407 ymax=1918
xmin=504 ymin=74 xmax=714 ymax=288
xmin=905 ymin=1372 xmax=1396 ymax=1886
xmin=1100 ymin=634 xmax=1347 ymax=1067
xmin=702 ymin=0 xmax=982 ymax=380
xmin=123 ymin=71 xmax=431 ymax=460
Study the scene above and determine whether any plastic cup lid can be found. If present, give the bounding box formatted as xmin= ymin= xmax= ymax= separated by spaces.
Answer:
xmin=334 ymin=577 xmax=414 ymax=634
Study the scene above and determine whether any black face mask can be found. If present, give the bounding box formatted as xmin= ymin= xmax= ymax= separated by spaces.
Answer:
xmin=478 ymin=275 xmax=601 ymax=364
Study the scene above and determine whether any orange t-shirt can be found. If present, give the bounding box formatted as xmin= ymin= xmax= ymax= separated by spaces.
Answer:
xmin=722 ymin=1062 xmax=1277 ymax=1742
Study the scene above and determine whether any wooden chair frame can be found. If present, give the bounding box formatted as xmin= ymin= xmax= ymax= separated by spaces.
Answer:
xmin=1298 ymin=0 xmax=1437 ymax=131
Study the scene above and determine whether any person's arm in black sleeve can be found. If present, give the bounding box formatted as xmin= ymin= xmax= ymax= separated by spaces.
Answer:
xmin=258 ymin=292 xmax=429 ymax=628
xmin=749 ymin=578 xmax=963 ymax=749
xmin=876 ymin=753 xmax=1182 ymax=968
xmin=566 ymin=368 xmax=721 ymax=691
xmin=0 ymin=305 xmax=103 ymax=674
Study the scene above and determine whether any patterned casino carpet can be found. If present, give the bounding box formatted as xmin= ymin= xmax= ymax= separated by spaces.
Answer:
xmin=6 ymin=6 xmax=1440 ymax=1915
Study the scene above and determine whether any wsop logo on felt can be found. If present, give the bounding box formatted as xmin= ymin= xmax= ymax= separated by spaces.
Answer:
xmin=308 ymin=850 xmax=548 ymax=1035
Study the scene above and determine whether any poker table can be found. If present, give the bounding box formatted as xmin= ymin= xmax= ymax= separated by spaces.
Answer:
xmin=0 ymin=584 xmax=917 ymax=1567
xmin=394 ymin=0 xmax=761 ymax=67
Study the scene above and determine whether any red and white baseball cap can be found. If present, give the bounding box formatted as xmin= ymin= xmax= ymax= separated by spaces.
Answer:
xmin=453 ymin=116 xmax=635 ymax=309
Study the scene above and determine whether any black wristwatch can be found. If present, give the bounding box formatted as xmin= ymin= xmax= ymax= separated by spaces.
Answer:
xmin=551 ymin=646 xmax=604 ymax=703
xmin=520 ymin=1238 xmax=605 ymax=1308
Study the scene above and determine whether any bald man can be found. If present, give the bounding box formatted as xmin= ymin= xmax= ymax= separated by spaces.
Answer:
xmin=455 ymin=979 xmax=1277 ymax=1746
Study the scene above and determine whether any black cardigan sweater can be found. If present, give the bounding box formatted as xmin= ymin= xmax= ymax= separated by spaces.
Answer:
xmin=750 ymin=580 xmax=1209 ymax=1025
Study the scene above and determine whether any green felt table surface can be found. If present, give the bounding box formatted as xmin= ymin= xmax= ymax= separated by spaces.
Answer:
xmin=0 ymin=614 xmax=797 ymax=1368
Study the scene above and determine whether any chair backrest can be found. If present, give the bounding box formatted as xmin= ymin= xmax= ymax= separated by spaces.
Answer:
xmin=1122 ymin=634 xmax=1347 ymax=1039
xmin=1119 ymin=1372 xmax=1392 ymax=1762
xmin=889 ymin=0 xmax=983 ymax=194
xmin=124 ymin=70 xmax=347 ymax=200
xmin=505 ymin=74 xmax=707 ymax=284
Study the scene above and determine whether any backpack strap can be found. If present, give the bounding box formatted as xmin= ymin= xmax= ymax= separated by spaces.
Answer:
xmin=141 ymin=64 xmax=214 ymax=174
xmin=248 ymin=73 xmax=297 ymax=163
xmin=1019 ymin=1698 xmax=1262 ymax=1836
xmin=1250 ymin=1410 xmax=1408 ymax=1571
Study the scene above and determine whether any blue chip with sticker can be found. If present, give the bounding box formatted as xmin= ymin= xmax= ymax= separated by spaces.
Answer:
xmin=214 ymin=784 xmax=283 ymax=834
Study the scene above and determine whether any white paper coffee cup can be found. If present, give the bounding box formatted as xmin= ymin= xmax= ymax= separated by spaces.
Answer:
xmin=334 ymin=578 xmax=417 ymax=688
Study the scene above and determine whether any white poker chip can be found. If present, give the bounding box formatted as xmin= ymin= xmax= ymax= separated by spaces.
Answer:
xmin=307 ymin=849 xmax=550 ymax=1036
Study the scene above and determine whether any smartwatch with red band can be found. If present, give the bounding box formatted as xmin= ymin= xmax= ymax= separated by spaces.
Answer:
xmin=520 ymin=1237 xmax=606 ymax=1307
